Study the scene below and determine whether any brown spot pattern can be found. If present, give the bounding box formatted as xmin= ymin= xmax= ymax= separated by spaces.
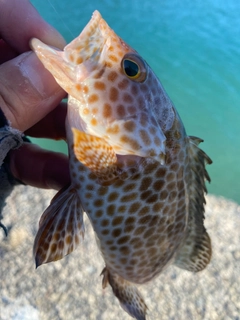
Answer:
xmin=109 ymin=87 xmax=119 ymax=102
xmin=88 ymin=94 xmax=99 ymax=103
xmin=94 ymin=81 xmax=106 ymax=91
xmin=103 ymin=103 xmax=112 ymax=118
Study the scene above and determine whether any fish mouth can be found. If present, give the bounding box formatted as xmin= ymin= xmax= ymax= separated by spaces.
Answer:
xmin=64 ymin=10 xmax=110 ymax=63
xmin=30 ymin=11 xmax=115 ymax=90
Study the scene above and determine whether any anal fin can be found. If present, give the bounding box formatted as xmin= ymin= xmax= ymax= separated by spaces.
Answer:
xmin=101 ymin=267 xmax=147 ymax=320
xmin=33 ymin=185 xmax=84 ymax=267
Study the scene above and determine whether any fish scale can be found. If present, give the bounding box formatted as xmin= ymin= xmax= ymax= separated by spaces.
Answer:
xmin=71 ymin=152 xmax=187 ymax=284
xmin=31 ymin=10 xmax=212 ymax=320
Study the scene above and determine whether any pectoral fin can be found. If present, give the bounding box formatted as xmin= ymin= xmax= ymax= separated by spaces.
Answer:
xmin=34 ymin=185 xmax=84 ymax=267
xmin=101 ymin=268 xmax=147 ymax=320
xmin=72 ymin=128 xmax=120 ymax=185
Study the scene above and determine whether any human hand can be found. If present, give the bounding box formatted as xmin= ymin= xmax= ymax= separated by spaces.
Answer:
xmin=0 ymin=0 xmax=70 ymax=190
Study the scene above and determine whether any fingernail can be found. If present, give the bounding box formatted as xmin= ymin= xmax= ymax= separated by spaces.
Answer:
xmin=19 ymin=52 xmax=63 ymax=98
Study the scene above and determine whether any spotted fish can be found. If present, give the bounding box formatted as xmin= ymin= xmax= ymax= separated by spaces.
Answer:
xmin=31 ymin=11 xmax=212 ymax=320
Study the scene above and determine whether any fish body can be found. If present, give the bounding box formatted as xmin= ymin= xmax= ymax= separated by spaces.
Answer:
xmin=31 ymin=11 xmax=212 ymax=320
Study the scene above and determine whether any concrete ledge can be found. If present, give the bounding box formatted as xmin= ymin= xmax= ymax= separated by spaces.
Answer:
xmin=0 ymin=185 xmax=239 ymax=319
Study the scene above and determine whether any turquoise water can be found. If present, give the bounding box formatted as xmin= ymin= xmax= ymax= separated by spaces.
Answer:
xmin=31 ymin=0 xmax=240 ymax=203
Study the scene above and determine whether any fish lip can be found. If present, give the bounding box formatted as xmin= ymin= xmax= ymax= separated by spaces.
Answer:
xmin=64 ymin=10 xmax=111 ymax=67
xmin=77 ymin=10 xmax=103 ymax=43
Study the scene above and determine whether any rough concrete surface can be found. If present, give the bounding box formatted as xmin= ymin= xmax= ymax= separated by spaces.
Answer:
xmin=0 ymin=185 xmax=239 ymax=320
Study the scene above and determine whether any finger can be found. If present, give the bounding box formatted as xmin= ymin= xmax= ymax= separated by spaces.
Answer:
xmin=0 ymin=39 xmax=18 ymax=64
xmin=9 ymin=143 xmax=70 ymax=190
xmin=0 ymin=52 xmax=66 ymax=131
xmin=0 ymin=0 xmax=66 ymax=53
xmin=25 ymin=102 xmax=67 ymax=140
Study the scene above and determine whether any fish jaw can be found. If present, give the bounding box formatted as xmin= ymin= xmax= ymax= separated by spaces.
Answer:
xmin=30 ymin=38 xmax=77 ymax=91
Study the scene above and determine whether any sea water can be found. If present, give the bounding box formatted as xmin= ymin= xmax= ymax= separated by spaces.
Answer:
xmin=31 ymin=0 xmax=240 ymax=203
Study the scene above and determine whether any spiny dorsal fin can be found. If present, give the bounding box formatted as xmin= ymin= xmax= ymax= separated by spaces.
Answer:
xmin=174 ymin=136 xmax=212 ymax=272
xmin=34 ymin=185 xmax=84 ymax=267
xmin=101 ymin=267 xmax=147 ymax=320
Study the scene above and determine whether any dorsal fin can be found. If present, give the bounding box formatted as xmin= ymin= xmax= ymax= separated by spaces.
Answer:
xmin=187 ymin=135 xmax=212 ymax=206
xmin=174 ymin=136 xmax=212 ymax=272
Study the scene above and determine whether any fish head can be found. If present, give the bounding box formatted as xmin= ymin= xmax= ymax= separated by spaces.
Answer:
xmin=31 ymin=10 xmax=181 ymax=163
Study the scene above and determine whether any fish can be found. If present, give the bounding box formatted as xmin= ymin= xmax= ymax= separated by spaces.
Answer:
xmin=31 ymin=10 xmax=212 ymax=320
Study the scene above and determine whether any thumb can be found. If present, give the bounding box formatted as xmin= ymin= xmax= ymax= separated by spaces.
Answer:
xmin=0 ymin=51 xmax=66 ymax=131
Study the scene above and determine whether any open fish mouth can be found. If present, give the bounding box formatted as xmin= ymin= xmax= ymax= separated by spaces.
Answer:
xmin=30 ymin=11 xmax=112 ymax=88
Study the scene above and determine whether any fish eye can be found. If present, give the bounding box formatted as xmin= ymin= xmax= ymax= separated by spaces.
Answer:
xmin=121 ymin=54 xmax=147 ymax=82
xmin=123 ymin=59 xmax=139 ymax=78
